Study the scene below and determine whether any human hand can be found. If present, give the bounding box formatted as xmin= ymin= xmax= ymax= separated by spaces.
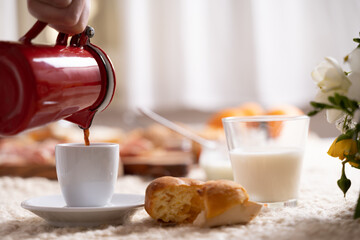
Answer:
xmin=27 ymin=0 xmax=90 ymax=35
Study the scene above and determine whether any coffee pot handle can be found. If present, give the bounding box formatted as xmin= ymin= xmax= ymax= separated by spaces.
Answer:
xmin=19 ymin=20 xmax=47 ymax=44
xmin=19 ymin=20 xmax=75 ymax=46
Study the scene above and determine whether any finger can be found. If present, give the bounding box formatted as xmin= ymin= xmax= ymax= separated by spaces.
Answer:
xmin=49 ymin=1 xmax=90 ymax=35
xmin=27 ymin=0 xmax=86 ymax=27
xmin=37 ymin=0 xmax=72 ymax=8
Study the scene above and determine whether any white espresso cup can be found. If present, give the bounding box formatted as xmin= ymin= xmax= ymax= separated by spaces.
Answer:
xmin=55 ymin=143 xmax=119 ymax=207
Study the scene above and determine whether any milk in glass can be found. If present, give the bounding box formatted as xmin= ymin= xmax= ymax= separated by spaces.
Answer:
xmin=230 ymin=147 xmax=303 ymax=203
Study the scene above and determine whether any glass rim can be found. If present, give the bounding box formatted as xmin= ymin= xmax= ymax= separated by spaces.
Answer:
xmin=222 ymin=114 xmax=310 ymax=123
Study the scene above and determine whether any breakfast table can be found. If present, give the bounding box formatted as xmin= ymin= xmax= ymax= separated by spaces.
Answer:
xmin=1 ymin=136 xmax=360 ymax=240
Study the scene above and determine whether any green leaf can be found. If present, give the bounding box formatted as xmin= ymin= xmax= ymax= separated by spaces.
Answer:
xmin=337 ymin=163 xmax=351 ymax=197
xmin=354 ymin=33 xmax=360 ymax=48
xmin=310 ymin=101 xmax=325 ymax=108
xmin=354 ymin=38 xmax=360 ymax=43
xmin=307 ymin=110 xmax=319 ymax=116
xmin=334 ymin=93 xmax=342 ymax=104
xmin=354 ymin=191 xmax=360 ymax=219
xmin=328 ymin=96 xmax=337 ymax=105
xmin=350 ymin=100 xmax=359 ymax=111
xmin=336 ymin=134 xmax=352 ymax=142
xmin=326 ymin=94 xmax=359 ymax=115
xmin=310 ymin=101 xmax=334 ymax=109
xmin=343 ymin=97 xmax=351 ymax=108
xmin=336 ymin=129 xmax=355 ymax=142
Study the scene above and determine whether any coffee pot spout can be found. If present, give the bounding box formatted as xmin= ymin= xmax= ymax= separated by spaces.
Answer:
xmin=65 ymin=109 xmax=97 ymax=130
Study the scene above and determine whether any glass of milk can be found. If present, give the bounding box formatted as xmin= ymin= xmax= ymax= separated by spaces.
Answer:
xmin=222 ymin=115 xmax=309 ymax=207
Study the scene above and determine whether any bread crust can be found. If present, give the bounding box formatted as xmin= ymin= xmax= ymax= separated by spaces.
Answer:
xmin=199 ymin=180 xmax=249 ymax=218
xmin=145 ymin=176 xmax=203 ymax=197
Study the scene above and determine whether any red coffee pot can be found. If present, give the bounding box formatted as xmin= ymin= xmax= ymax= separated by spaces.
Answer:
xmin=0 ymin=21 xmax=116 ymax=136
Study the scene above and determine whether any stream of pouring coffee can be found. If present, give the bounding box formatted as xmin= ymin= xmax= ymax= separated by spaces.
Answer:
xmin=83 ymin=128 xmax=90 ymax=146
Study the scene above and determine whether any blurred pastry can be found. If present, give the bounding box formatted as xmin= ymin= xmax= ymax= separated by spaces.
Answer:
xmin=120 ymin=124 xmax=195 ymax=178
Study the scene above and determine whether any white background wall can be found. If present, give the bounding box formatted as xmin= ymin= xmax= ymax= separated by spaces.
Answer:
xmin=1 ymin=0 xmax=359 ymax=137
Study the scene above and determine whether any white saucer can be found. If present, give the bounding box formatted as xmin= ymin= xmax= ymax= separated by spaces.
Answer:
xmin=21 ymin=193 xmax=144 ymax=227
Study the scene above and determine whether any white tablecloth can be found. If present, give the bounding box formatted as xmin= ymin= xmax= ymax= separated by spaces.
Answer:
xmin=1 ymin=137 xmax=360 ymax=240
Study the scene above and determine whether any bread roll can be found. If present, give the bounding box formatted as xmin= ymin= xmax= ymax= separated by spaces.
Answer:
xmin=144 ymin=177 xmax=262 ymax=227
xmin=145 ymin=176 xmax=204 ymax=223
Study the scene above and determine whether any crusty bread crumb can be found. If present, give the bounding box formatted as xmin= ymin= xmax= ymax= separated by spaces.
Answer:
xmin=145 ymin=177 xmax=204 ymax=223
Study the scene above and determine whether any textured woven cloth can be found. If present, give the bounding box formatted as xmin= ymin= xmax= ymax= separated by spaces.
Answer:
xmin=1 ymin=137 xmax=360 ymax=240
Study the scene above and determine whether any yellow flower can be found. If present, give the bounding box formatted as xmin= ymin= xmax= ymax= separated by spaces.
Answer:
xmin=350 ymin=161 xmax=360 ymax=168
xmin=327 ymin=138 xmax=358 ymax=160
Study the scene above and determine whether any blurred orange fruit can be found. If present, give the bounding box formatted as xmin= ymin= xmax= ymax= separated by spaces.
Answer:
xmin=266 ymin=104 xmax=304 ymax=138
xmin=240 ymin=102 xmax=265 ymax=116
xmin=207 ymin=102 xmax=264 ymax=129
xmin=266 ymin=104 xmax=303 ymax=116
xmin=207 ymin=108 xmax=244 ymax=129
xmin=207 ymin=102 xmax=304 ymax=139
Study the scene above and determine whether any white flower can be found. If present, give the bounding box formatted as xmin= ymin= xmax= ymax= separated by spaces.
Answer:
xmin=347 ymin=47 xmax=360 ymax=73
xmin=347 ymin=48 xmax=360 ymax=102
xmin=312 ymin=57 xmax=351 ymax=123
xmin=335 ymin=115 xmax=356 ymax=133
xmin=312 ymin=57 xmax=351 ymax=93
